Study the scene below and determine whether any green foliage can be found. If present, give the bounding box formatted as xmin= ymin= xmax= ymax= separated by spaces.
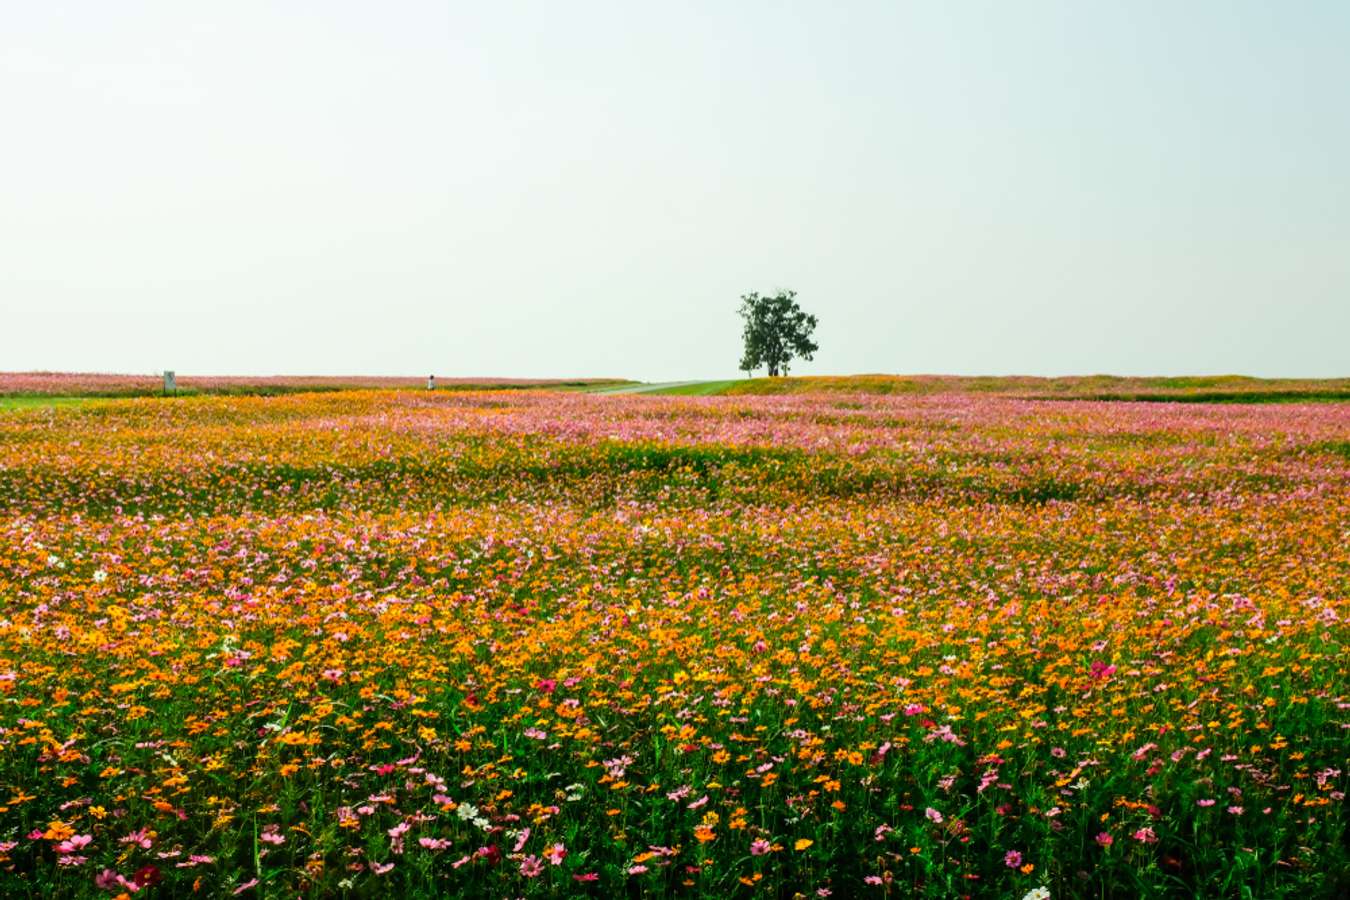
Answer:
xmin=737 ymin=290 xmax=819 ymax=377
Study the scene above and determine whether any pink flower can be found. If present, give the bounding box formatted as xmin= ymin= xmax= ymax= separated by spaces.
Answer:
xmin=1095 ymin=832 xmax=1113 ymax=847
xmin=1197 ymin=798 xmax=1215 ymax=807
xmin=419 ymin=837 xmax=451 ymax=851
xmin=58 ymin=835 xmax=94 ymax=853
xmin=573 ymin=873 xmax=599 ymax=882
xmin=512 ymin=828 xmax=531 ymax=852
xmin=1132 ymin=827 xmax=1158 ymax=844
xmin=1088 ymin=660 xmax=1117 ymax=680
xmin=121 ymin=828 xmax=154 ymax=850
xmin=94 ymin=870 xmax=126 ymax=890
xmin=750 ymin=838 xmax=771 ymax=856
xmin=233 ymin=878 xmax=260 ymax=894
xmin=545 ymin=842 xmax=567 ymax=865
xmin=1227 ymin=806 xmax=1244 ymax=815
xmin=925 ymin=807 xmax=943 ymax=824
xmin=1004 ymin=849 xmax=1023 ymax=868
xmin=628 ymin=864 xmax=649 ymax=874
xmin=174 ymin=855 xmax=215 ymax=868
xmin=371 ymin=861 xmax=395 ymax=875
xmin=520 ymin=855 xmax=544 ymax=878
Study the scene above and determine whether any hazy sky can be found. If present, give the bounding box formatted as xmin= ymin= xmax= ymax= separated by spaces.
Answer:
xmin=2 ymin=1 xmax=1347 ymax=380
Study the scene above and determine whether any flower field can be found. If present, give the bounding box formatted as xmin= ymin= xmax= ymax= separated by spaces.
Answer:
xmin=0 ymin=374 xmax=627 ymax=398
xmin=0 ymin=390 xmax=1346 ymax=897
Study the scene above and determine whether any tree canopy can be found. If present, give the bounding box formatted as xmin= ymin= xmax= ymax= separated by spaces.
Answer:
xmin=737 ymin=290 xmax=819 ymax=377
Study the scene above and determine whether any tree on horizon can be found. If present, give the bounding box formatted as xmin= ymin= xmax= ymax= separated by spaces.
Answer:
xmin=737 ymin=290 xmax=819 ymax=377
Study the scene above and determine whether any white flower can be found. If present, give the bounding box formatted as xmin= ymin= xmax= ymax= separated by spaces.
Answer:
xmin=92 ymin=569 xmax=108 ymax=583
xmin=1022 ymin=888 xmax=1051 ymax=900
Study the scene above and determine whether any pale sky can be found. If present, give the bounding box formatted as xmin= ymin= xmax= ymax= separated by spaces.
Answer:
xmin=2 ymin=1 xmax=1347 ymax=380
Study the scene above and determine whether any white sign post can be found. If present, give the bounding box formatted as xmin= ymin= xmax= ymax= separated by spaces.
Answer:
xmin=163 ymin=370 xmax=176 ymax=395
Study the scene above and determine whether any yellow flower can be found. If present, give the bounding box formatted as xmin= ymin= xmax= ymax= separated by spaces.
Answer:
xmin=794 ymin=838 xmax=813 ymax=851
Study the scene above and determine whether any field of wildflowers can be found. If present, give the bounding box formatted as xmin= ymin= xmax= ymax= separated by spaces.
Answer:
xmin=0 ymin=389 xmax=1346 ymax=897
xmin=722 ymin=374 xmax=1350 ymax=403
xmin=0 ymin=373 xmax=625 ymax=398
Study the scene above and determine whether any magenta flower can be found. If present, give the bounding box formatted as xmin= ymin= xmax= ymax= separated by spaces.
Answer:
xmin=1004 ymin=849 xmax=1023 ymax=868
xmin=1088 ymin=660 xmax=1117 ymax=680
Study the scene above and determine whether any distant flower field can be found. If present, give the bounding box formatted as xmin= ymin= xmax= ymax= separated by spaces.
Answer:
xmin=0 ymin=390 xmax=1346 ymax=897
xmin=0 ymin=373 xmax=626 ymax=397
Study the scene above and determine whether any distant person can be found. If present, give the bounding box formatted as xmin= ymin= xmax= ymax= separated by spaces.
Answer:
xmin=428 ymin=374 xmax=435 ymax=391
